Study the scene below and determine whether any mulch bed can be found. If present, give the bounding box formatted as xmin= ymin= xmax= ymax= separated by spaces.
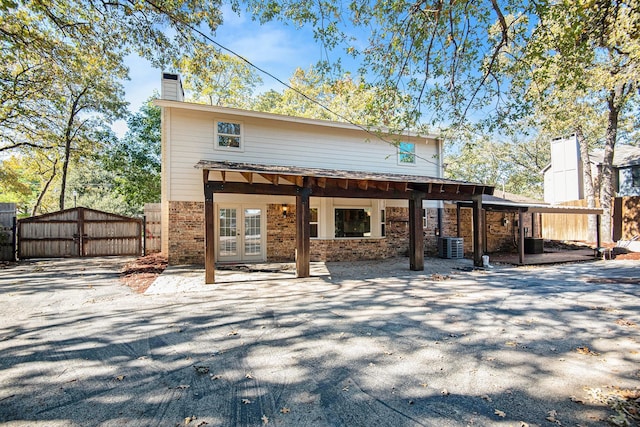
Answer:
xmin=121 ymin=253 xmax=168 ymax=293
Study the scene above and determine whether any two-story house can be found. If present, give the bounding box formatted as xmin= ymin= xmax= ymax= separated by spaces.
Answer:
xmin=156 ymin=73 xmax=493 ymax=283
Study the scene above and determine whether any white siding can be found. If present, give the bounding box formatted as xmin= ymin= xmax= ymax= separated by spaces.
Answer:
xmin=545 ymin=136 xmax=584 ymax=204
xmin=166 ymin=107 xmax=440 ymax=202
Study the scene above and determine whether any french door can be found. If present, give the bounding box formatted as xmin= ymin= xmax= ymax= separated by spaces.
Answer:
xmin=217 ymin=205 xmax=265 ymax=262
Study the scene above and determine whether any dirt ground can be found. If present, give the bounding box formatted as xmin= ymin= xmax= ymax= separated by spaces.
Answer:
xmin=1 ymin=256 xmax=639 ymax=427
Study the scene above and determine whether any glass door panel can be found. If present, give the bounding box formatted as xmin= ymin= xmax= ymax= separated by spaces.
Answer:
xmin=219 ymin=208 xmax=238 ymax=258
xmin=244 ymin=208 xmax=261 ymax=256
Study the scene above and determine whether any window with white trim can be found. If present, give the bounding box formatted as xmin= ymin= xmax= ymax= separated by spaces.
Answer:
xmin=398 ymin=142 xmax=416 ymax=164
xmin=215 ymin=121 xmax=242 ymax=150
xmin=381 ymin=209 xmax=386 ymax=237
xmin=335 ymin=208 xmax=371 ymax=238
xmin=310 ymin=208 xmax=319 ymax=238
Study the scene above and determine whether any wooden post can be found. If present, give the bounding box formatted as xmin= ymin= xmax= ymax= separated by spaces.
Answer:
xmin=472 ymin=195 xmax=483 ymax=267
xmin=296 ymin=188 xmax=311 ymax=278
xmin=518 ymin=209 xmax=525 ymax=265
xmin=409 ymin=193 xmax=424 ymax=271
xmin=78 ymin=207 xmax=85 ymax=257
xmin=456 ymin=203 xmax=461 ymax=238
xmin=596 ymin=214 xmax=602 ymax=250
xmin=204 ymin=175 xmax=216 ymax=284
xmin=531 ymin=212 xmax=536 ymax=238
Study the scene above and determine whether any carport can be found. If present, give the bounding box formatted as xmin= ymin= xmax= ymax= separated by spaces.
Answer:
xmin=456 ymin=196 xmax=604 ymax=265
xmin=197 ymin=160 xmax=494 ymax=284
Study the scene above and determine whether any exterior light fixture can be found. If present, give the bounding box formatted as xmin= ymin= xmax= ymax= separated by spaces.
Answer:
xmin=282 ymin=205 xmax=288 ymax=218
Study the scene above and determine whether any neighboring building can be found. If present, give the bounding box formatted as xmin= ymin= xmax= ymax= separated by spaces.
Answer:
xmin=156 ymin=73 xmax=493 ymax=276
xmin=543 ymin=135 xmax=640 ymax=203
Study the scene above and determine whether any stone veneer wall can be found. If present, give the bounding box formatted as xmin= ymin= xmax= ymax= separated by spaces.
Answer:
xmin=167 ymin=201 xmax=205 ymax=264
xmin=266 ymin=204 xmax=297 ymax=261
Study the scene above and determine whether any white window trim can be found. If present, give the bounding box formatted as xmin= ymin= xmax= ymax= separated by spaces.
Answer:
xmin=333 ymin=206 xmax=373 ymax=239
xmin=397 ymin=142 xmax=416 ymax=166
xmin=214 ymin=119 xmax=244 ymax=152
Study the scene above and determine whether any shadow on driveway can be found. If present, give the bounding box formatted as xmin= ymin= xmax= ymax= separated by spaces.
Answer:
xmin=0 ymin=257 xmax=639 ymax=426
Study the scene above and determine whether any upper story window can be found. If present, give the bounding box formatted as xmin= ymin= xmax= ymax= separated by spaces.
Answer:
xmin=398 ymin=142 xmax=416 ymax=165
xmin=632 ymin=166 xmax=640 ymax=188
xmin=215 ymin=121 xmax=243 ymax=150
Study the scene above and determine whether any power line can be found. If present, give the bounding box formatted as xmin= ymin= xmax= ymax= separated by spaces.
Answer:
xmin=151 ymin=2 xmax=441 ymax=168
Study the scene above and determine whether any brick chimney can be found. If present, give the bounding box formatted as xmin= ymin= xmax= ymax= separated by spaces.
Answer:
xmin=161 ymin=72 xmax=184 ymax=102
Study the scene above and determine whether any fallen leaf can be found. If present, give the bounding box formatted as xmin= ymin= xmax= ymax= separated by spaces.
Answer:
xmin=184 ymin=415 xmax=196 ymax=425
xmin=342 ymin=386 xmax=349 ymax=391
xmin=420 ymin=383 xmax=428 ymax=388
xmin=174 ymin=385 xmax=190 ymax=390
xmin=115 ymin=375 xmax=125 ymax=381
xmin=570 ymin=395 xmax=585 ymax=404
xmin=241 ymin=398 xmax=252 ymax=404
xmin=196 ymin=422 xmax=208 ymax=427
xmin=194 ymin=366 xmax=209 ymax=375
xmin=261 ymin=414 xmax=269 ymax=424
xmin=481 ymin=394 xmax=492 ymax=402
xmin=245 ymin=373 xmax=253 ymax=379
xmin=616 ymin=318 xmax=637 ymax=327
xmin=505 ymin=341 xmax=518 ymax=347
xmin=280 ymin=407 xmax=290 ymax=414
xmin=441 ymin=389 xmax=450 ymax=396
xmin=577 ymin=346 xmax=600 ymax=356
xmin=227 ymin=330 xmax=238 ymax=336
xmin=494 ymin=409 xmax=506 ymax=417
xmin=210 ymin=374 xmax=222 ymax=380
xmin=546 ymin=409 xmax=558 ymax=423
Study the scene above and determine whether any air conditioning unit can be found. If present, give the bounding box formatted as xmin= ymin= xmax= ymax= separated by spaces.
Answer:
xmin=438 ymin=237 xmax=464 ymax=259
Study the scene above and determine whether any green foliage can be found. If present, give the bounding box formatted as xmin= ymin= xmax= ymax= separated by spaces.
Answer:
xmin=444 ymin=134 xmax=550 ymax=200
xmin=102 ymin=97 xmax=161 ymax=214
xmin=180 ymin=45 xmax=262 ymax=108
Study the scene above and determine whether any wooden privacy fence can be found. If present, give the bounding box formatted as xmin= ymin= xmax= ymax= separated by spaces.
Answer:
xmin=0 ymin=203 xmax=16 ymax=261
xmin=144 ymin=203 xmax=161 ymax=254
xmin=542 ymin=196 xmax=640 ymax=242
xmin=18 ymin=207 xmax=142 ymax=259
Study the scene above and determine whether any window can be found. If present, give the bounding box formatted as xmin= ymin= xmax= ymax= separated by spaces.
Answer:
xmin=335 ymin=208 xmax=371 ymax=238
xmin=398 ymin=142 xmax=416 ymax=164
xmin=632 ymin=166 xmax=640 ymax=188
xmin=215 ymin=121 xmax=242 ymax=150
xmin=381 ymin=209 xmax=386 ymax=237
xmin=310 ymin=208 xmax=318 ymax=238
xmin=422 ymin=209 xmax=427 ymax=228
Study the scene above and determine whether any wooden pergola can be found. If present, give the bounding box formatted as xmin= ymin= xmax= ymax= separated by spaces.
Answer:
xmin=456 ymin=196 xmax=604 ymax=264
xmin=196 ymin=160 xmax=495 ymax=284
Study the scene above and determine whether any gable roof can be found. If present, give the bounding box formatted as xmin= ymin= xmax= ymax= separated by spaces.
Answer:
xmin=590 ymin=144 xmax=640 ymax=168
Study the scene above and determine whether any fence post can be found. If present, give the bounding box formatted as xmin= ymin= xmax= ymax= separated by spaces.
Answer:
xmin=142 ymin=215 xmax=147 ymax=257
xmin=12 ymin=216 xmax=17 ymax=261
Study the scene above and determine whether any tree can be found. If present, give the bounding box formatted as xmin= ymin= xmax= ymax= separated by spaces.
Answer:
xmin=102 ymin=97 xmax=161 ymax=214
xmin=507 ymin=0 xmax=640 ymax=241
xmin=179 ymin=45 xmax=262 ymax=108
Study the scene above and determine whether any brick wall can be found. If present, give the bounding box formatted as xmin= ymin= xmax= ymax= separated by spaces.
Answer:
xmin=267 ymin=204 xmax=297 ymax=261
xmin=167 ymin=201 xmax=205 ymax=264
xmin=165 ymin=201 xmax=526 ymax=265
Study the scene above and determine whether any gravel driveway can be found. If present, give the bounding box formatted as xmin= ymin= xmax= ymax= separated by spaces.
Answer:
xmin=0 ymin=257 xmax=639 ymax=426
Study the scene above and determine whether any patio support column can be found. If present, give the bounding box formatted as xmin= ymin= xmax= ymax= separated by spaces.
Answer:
xmin=456 ymin=203 xmax=461 ymax=238
xmin=472 ymin=194 xmax=484 ymax=267
xmin=409 ymin=193 xmax=425 ymax=271
xmin=596 ymin=214 xmax=602 ymax=249
xmin=296 ymin=187 xmax=311 ymax=278
xmin=518 ymin=209 xmax=525 ymax=265
xmin=204 ymin=174 xmax=215 ymax=284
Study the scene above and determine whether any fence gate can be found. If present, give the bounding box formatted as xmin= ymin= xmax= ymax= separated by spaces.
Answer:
xmin=0 ymin=203 xmax=16 ymax=261
xmin=18 ymin=207 xmax=142 ymax=259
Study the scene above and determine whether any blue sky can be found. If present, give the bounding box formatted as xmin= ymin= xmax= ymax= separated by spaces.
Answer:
xmin=113 ymin=5 xmax=344 ymax=136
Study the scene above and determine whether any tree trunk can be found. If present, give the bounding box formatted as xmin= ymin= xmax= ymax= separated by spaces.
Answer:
xmin=575 ymin=127 xmax=597 ymax=239
xmin=58 ymin=87 xmax=86 ymax=210
xmin=32 ymin=159 xmax=58 ymax=216
xmin=599 ymin=88 xmax=620 ymax=243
